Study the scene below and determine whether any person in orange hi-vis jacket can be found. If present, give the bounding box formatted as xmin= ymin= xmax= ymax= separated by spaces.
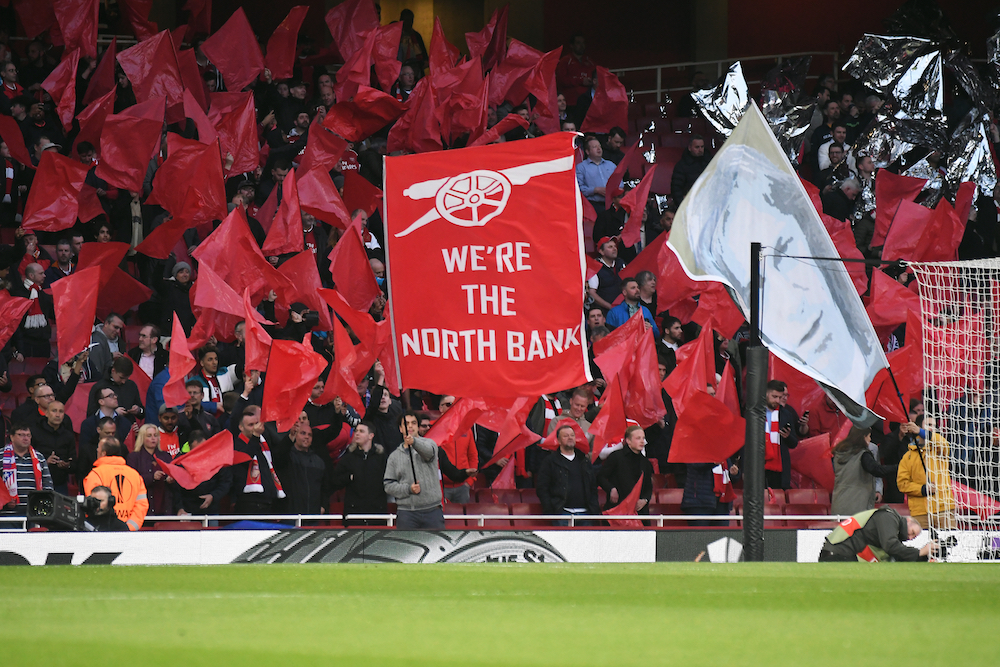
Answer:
xmin=83 ymin=436 xmax=149 ymax=531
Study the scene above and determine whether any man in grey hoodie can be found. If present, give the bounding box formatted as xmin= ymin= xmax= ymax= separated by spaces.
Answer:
xmin=384 ymin=410 xmax=445 ymax=529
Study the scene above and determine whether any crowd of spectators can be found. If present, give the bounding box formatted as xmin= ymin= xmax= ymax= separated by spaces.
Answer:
xmin=0 ymin=2 xmax=996 ymax=531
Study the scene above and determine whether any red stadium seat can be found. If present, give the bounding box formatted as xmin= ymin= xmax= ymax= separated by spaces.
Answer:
xmin=651 ymin=473 xmax=669 ymax=489
xmin=786 ymin=489 xmax=820 ymax=504
xmin=765 ymin=488 xmax=786 ymax=505
xmin=658 ymin=133 xmax=694 ymax=148
xmin=784 ymin=504 xmax=831 ymax=525
xmin=656 ymin=488 xmax=684 ymax=504
xmin=463 ymin=503 xmax=512 ymax=528
xmin=647 ymin=504 xmax=688 ymax=527
xmin=151 ymin=521 xmax=203 ymax=530
xmin=519 ymin=488 xmax=539 ymax=504
xmin=442 ymin=502 xmax=465 ymax=529
xmin=511 ymin=503 xmax=547 ymax=528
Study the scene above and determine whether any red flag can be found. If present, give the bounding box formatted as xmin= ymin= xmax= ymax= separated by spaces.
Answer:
xmin=298 ymin=169 xmax=353 ymax=230
xmin=119 ymin=0 xmax=157 ymax=41
xmin=593 ymin=308 xmax=647 ymax=379
xmin=175 ymin=48 xmax=208 ymax=114
xmin=0 ymin=472 xmax=14 ymax=507
xmin=467 ymin=113 xmax=529 ymax=148
xmin=262 ymin=339 xmax=328 ymax=431
xmin=483 ymin=410 xmax=542 ymax=470
xmin=136 ymin=190 xmax=203 ymax=260
xmin=76 ymin=185 xmax=105 ymax=224
xmin=265 ymin=5 xmax=309 ymax=81
xmin=319 ymin=288 xmax=380 ymax=379
xmin=788 ymin=433 xmax=834 ymax=490
xmin=387 ymin=77 xmax=443 ymax=154
xmin=200 ymin=8 xmax=265 ymax=93
xmin=332 ymin=27 xmax=375 ymax=102
xmin=192 ymin=207 xmax=284 ymax=302
xmin=327 ymin=221 xmax=381 ymax=313
xmin=581 ymin=67 xmax=628 ymax=134
xmin=76 ymin=241 xmax=154 ymax=319
xmin=691 ymin=283 xmax=745 ymax=339
xmin=214 ymin=92 xmax=258 ymax=176
xmin=519 ymin=47 xmax=562 ymax=134
xmin=0 ymin=293 xmax=32 ymax=351
xmin=603 ymin=473 xmax=644 ymax=527
xmin=95 ymin=96 xmax=166 ymax=192
xmin=319 ymin=311 xmax=364 ymax=412
xmin=0 ymin=115 xmax=34 ymax=169
xmin=429 ymin=16 xmax=460 ymax=77
xmin=116 ymin=31 xmax=184 ymax=108
xmin=156 ymin=430 xmax=248 ymax=489
xmin=372 ymin=22 xmax=404 ymax=93
xmin=487 ymin=39 xmax=540 ymax=109
xmin=604 ymin=140 xmax=642 ymax=208
xmin=872 ymin=170 xmax=926 ymax=246
xmin=443 ymin=75 xmax=489 ymax=144
xmin=41 ymin=48 xmax=80 ymax=132
xmin=589 ymin=375 xmax=627 ymax=461
xmin=189 ymin=261 xmax=246 ymax=347
xmin=465 ymin=4 xmax=507 ymax=72
xmin=243 ymin=288 xmax=273 ymax=373
xmin=13 ymin=0 xmax=56 ymax=39
xmin=276 ymin=250 xmax=334 ymax=331
xmin=619 ymin=165 xmax=656 ymax=248
xmin=662 ymin=323 xmax=715 ymax=415
xmin=325 ymin=0 xmax=379 ymax=62
xmin=73 ymin=88 xmax=116 ymax=156
xmin=341 ymin=171 xmax=382 ymax=217
xmin=261 ymin=168 xmax=305 ymax=256
xmin=183 ymin=0 xmax=211 ymax=34
xmin=52 ymin=265 xmax=101 ymax=365
xmin=539 ymin=418 xmax=590 ymax=453
xmin=323 ymin=87 xmax=407 ymax=143
xmin=182 ymin=88 xmax=216 ymax=143
xmin=147 ymin=134 xmax=226 ymax=222
xmin=717 ymin=361 xmax=740 ymax=417
xmin=491 ymin=457 xmax=516 ymax=490
xmin=881 ymin=199 xmax=937 ymax=262
xmin=668 ymin=391 xmax=745 ymax=464
xmin=820 ymin=213 xmax=868 ymax=294
xmin=656 ymin=242 xmax=701 ymax=320
xmin=300 ymin=122 xmax=348 ymax=172
xmin=622 ymin=323 xmax=668 ymax=427
xmin=864 ymin=269 xmax=920 ymax=344
xmin=22 ymin=152 xmax=89 ymax=232
xmin=83 ymin=38 xmax=117 ymax=106
xmin=163 ymin=315 xmax=197 ymax=407
xmin=54 ymin=0 xmax=97 ymax=59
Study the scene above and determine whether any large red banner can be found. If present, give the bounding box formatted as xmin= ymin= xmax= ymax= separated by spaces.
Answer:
xmin=384 ymin=132 xmax=591 ymax=396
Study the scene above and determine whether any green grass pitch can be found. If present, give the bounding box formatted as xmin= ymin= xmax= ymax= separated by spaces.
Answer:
xmin=3 ymin=563 xmax=998 ymax=666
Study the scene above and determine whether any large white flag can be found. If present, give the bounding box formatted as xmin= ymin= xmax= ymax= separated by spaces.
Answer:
xmin=668 ymin=102 xmax=888 ymax=424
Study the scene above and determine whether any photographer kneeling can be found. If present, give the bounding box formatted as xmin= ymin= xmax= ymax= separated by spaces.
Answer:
xmin=820 ymin=506 xmax=936 ymax=562
xmin=84 ymin=487 xmax=129 ymax=532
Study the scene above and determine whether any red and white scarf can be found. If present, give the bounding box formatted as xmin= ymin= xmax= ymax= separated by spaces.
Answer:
xmin=765 ymin=408 xmax=782 ymax=472
xmin=243 ymin=436 xmax=285 ymax=498
xmin=2 ymin=443 xmax=42 ymax=504
xmin=22 ymin=278 xmax=46 ymax=329
xmin=713 ymin=464 xmax=735 ymax=503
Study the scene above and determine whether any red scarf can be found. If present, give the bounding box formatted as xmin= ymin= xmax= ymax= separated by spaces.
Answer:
xmin=2 ymin=443 xmax=42 ymax=504
xmin=242 ymin=435 xmax=285 ymax=498
xmin=713 ymin=464 xmax=735 ymax=503
xmin=22 ymin=278 xmax=46 ymax=328
xmin=765 ymin=409 xmax=782 ymax=472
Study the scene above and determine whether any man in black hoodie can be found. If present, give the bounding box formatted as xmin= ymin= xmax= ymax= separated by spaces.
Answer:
xmin=670 ymin=135 xmax=710 ymax=204
xmin=536 ymin=424 xmax=600 ymax=525
xmin=331 ymin=421 xmax=388 ymax=526
xmin=598 ymin=425 xmax=654 ymax=515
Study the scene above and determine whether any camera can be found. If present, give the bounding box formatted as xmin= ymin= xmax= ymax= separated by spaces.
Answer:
xmin=27 ymin=490 xmax=110 ymax=531
xmin=928 ymin=528 xmax=957 ymax=560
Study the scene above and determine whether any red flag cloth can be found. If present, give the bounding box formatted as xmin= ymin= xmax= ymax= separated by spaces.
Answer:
xmin=299 ymin=122 xmax=348 ymax=173
xmin=261 ymin=168 xmax=305 ymax=256
xmin=200 ymin=8 xmax=264 ymax=93
xmin=0 ymin=115 xmax=34 ymax=169
xmin=864 ymin=269 xmax=920 ymax=344
xmin=691 ymin=283 xmax=745 ymax=339
xmin=214 ymin=92 xmax=258 ymax=176
xmin=0 ymin=471 xmax=14 ymax=507
xmin=95 ymin=96 xmax=165 ymax=192
xmin=619 ymin=165 xmax=656 ymax=247
xmin=325 ymin=0 xmax=379 ymax=62
xmin=22 ymin=152 xmax=89 ymax=232
xmin=182 ymin=88 xmax=216 ymax=143
xmin=589 ymin=375 xmax=627 ymax=461
xmin=41 ymin=48 xmax=80 ymax=132
xmin=483 ymin=423 xmax=541 ymax=470
xmin=73 ymin=88 xmax=116 ymax=156
xmin=467 ymin=114 xmax=528 ymax=148
xmin=788 ymin=433 xmax=834 ymax=490
xmin=327 ymin=221 xmax=381 ymax=312
xmin=619 ymin=237 xmax=661 ymax=282
xmin=668 ymin=391 xmax=745 ymax=464
xmin=262 ymin=339 xmax=328 ymax=432
xmin=539 ymin=418 xmax=590 ymax=453
xmin=276 ymin=250 xmax=334 ymax=331
xmin=319 ymin=311 xmax=364 ymax=412
xmin=192 ymin=207 xmax=283 ymax=302
xmin=881 ymin=199 xmax=955 ymax=262
xmin=0 ymin=293 xmax=32 ymax=351
xmin=319 ymin=288 xmax=380 ymax=379
xmin=820 ymin=213 xmax=868 ymax=294
xmin=662 ymin=323 xmax=716 ymax=415
xmin=952 ymin=480 xmax=1000 ymax=523
xmin=465 ymin=4 xmax=507 ymax=72
xmin=76 ymin=241 xmax=153 ymax=319
xmin=54 ymin=0 xmax=97 ymax=59
xmin=163 ymin=314 xmax=197 ymax=406
xmin=147 ymin=134 xmax=226 ymax=222
xmin=429 ymin=16 xmax=460 ymax=77
xmin=83 ymin=38 xmax=117 ymax=107
xmin=622 ymin=324 xmax=668 ymax=427
xmin=52 ymin=265 xmax=101 ymax=365
xmin=593 ymin=309 xmax=646 ymax=379
xmin=188 ymin=261 xmax=246 ymax=347
xmin=872 ymin=170 xmax=926 ymax=246
xmin=243 ymin=288 xmax=273 ymax=373
xmin=441 ymin=76 xmax=488 ymax=144
xmin=604 ymin=141 xmax=641 ymax=208
xmin=332 ymin=27 xmax=375 ymax=102
xmin=155 ymin=430 xmax=248 ymax=489
xmin=298 ymin=169 xmax=353 ymax=230
xmin=387 ymin=77 xmax=443 ymax=154
xmin=865 ymin=344 xmax=917 ymax=423
xmin=136 ymin=190 xmax=203 ymax=260
xmin=717 ymin=361 xmax=741 ymax=417
xmin=116 ymin=31 xmax=184 ymax=107
xmin=603 ymin=473 xmax=644 ymax=527
xmin=384 ymin=133 xmax=590 ymax=396
xmin=120 ymin=0 xmax=157 ymax=41
xmin=488 ymin=39 xmax=540 ymax=109
xmin=372 ymin=22 xmax=404 ymax=93
xmin=953 ymin=181 xmax=976 ymax=229
xmin=265 ymin=5 xmax=309 ymax=81
xmin=490 ymin=456 xmax=517 ymax=490
xmin=524 ymin=48 xmax=562 ymax=134
xmin=341 ymin=171 xmax=382 ymax=218
xmin=183 ymin=0 xmax=211 ymax=34
xmin=77 ymin=185 xmax=105 ymax=223
xmin=13 ymin=0 xmax=56 ymax=39
xmin=176 ymin=48 xmax=209 ymax=115
xmin=322 ymin=87 xmax=407 ymax=143
xmin=581 ymin=67 xmax=628 ymax=134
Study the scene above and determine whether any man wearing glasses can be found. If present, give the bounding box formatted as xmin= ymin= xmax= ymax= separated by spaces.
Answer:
xmin=78 ymin=388 xmax=133 ymax=480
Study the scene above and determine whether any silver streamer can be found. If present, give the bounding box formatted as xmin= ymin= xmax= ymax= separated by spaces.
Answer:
xmin=659 ymin=91 xmax=673 ymax=117
xmin=691 ymin=61 xmax=750 ymax=137
xmin=943 ymin=109 xmax=997 ymax=200
xmin=902 ymin=153 xmax=943 ymax=198
xmin=891 ymin=50 xmax=943 ymax=121
xmin=850 ymin=115 xmax=915 ymax=169
xmin=843 ymin=34 xmax=935 ymax=90
xmin=852 ymin=174 xmax=877 ymax=223
xmin=759 ymin=56 xmax=815 ymax=165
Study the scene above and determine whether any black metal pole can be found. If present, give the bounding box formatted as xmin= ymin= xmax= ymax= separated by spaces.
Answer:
xmin=743 ymin=242 xmax=767 ymax=562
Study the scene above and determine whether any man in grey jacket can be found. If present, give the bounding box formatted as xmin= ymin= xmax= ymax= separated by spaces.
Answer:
xmin=384 ymin=411 xmax=445 ymax=529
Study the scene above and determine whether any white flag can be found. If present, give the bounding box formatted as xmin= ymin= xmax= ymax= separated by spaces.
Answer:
xmin=668 ymin=102 xmax=888 ymax=423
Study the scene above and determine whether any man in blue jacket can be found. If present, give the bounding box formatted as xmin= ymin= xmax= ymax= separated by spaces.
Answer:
xmin=605 ymin=278 xmax=659 ymax=336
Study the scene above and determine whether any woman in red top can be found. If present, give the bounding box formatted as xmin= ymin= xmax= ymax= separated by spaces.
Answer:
xmin=127 ymin=424 xmax=177 ymax=515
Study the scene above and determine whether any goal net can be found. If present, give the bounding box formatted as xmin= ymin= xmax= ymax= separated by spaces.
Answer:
xmin=910 ymin=259 xmax=1000 ymax=562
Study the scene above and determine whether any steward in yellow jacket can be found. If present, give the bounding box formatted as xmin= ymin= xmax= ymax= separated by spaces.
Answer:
xmin=896 ymin=417 xmax=954 ymax=527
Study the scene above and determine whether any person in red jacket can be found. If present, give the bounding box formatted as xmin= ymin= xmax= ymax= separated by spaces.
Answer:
xmin=435 ymin=395 xmax=479 ymax=503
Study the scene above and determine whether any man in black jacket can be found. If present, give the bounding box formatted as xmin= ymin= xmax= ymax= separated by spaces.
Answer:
xmin=670 ymin=135 xmax=710 ymax=204
xmin=366 ymin=363 xmax=404 ymax=454
xmin=84 ymin=486 xmax=129 ymax=532
xmin=177 ymin=432 xmax=232 ymax=516
xmin=536 ymin=424 xmax=600 ymax=525
xmin=331 ymin=421 xmax=388 ymax=526
xmin=231 ymin=406 xmax=283 ymax=514
xmin=86 ymin=356 xmax=144 ymax=422
xmin=597 ymin=425 xmax=654 ymax=514
xmin=273 ymin=422 xmax=328 ymax=517
xmin=128 ymin=324 xmax=168 ymax=380
xmin=29 ymin=400 xmax=75 ymax=493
